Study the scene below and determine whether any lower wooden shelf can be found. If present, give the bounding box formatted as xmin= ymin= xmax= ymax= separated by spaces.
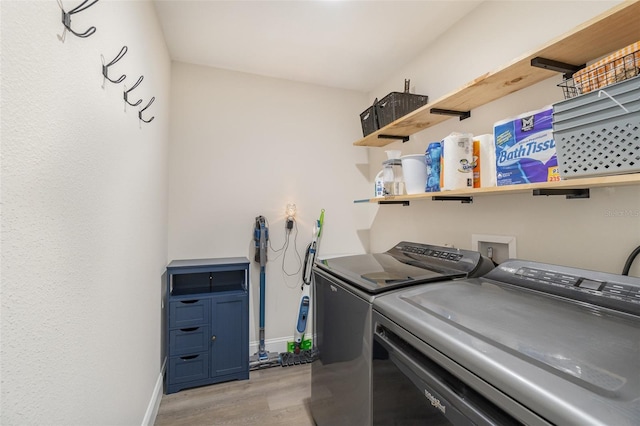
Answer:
xmin=355 ymin=173 xmax=640 ymax=204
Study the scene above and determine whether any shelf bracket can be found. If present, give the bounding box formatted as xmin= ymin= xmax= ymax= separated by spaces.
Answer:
xmin=378 ymin=200 xmax=410 ymax=206
xmin=378 ymin=134 xmax=410 ymax=143
xmin=430 ymin=108 xmax=471 ymax=121
xmin=530 ymin=57 xmax=585 ymax=80
xmin=532 ymin=188 xmax=590 ymax=199
xmin=432 ymin=196 xmax=473 ymax=204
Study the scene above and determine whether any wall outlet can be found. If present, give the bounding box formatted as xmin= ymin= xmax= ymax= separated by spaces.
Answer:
xmin=472 ymin=234 xmax=517 ymax=264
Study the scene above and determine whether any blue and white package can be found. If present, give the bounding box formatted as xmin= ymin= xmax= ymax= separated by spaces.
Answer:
xmin=425 ymin=142 xmax=441 ymax=192
xmin=494 ymin=106 xmax=558 ymax=186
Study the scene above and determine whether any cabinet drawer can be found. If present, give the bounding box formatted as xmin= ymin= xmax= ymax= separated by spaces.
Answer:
xmin=168 ymin=353 xmax=209 ymax=384
xmin=169 ymin=299 xmax=209 ymax=328
xmin=169 ymin=326 xmax=210 ymax=356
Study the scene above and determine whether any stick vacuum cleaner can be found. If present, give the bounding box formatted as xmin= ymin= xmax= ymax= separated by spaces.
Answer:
xmin=281 ymin=209 xmax=324 ymax=366
xmin=249 ymin=215 xmax=281 ymax=370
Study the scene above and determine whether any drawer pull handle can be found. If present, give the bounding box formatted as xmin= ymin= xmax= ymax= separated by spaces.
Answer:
xmin=180 ymin=355 xmax=199 ymax=360
xmin=211 ymin=335 xmax=216 ymax=342
xmin=180 ymin=327 xmax=199 ymax=332
xmin=181 ymin=300 xmax=199 ymax=304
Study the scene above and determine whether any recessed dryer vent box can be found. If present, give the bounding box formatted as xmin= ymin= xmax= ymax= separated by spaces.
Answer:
xmin=472 ymin=234 xmax=517 ymax=265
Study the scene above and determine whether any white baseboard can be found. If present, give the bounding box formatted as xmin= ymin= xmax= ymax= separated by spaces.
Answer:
xmin=249 ymin=335 xmax=292 ymax=355
xmin=249 ymin=334 xmax=316 ymax=355
xmin=142 ymin=359 xmax=166 ymax=426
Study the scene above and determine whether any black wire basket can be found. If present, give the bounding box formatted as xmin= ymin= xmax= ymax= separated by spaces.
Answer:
xmin=558 ymin=48 xmax=639 ymax=99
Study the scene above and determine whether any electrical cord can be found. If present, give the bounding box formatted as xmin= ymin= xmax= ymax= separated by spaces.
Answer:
xmin=265 ymin=217 xmax=286 ymax=255
xmin=264 ymin=217 xmax=303 ymax=288
xmin=622 ymin=245 xmax=640 ymax=276
xmin=281 ymin=219 xmax=302 ymax=277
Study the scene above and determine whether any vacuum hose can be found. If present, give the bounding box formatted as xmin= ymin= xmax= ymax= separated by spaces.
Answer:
xmin=622 ymin=245 xmax=640 ymax=276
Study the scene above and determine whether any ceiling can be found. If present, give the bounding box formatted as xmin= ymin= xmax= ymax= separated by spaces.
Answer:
xmin=153 ymin=0 xmax=483 ymax=93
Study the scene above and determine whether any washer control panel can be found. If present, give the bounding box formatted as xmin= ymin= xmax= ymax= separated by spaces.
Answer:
xmin=486 ymin=261 xmax=640 ymax=316
xmin=390 ymin=241 xmax=495 ymax=277
xmin=398 ymin=243 xmax=464 ymax=262
xmin=516 ymin=267 xmax=640 ymax=303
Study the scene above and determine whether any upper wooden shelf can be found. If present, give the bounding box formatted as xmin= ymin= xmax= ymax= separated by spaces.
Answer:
xmin=356 ymin=174 xmax=640 ymax=204
xmin=354 ymin=0 xmax=640 ymax=147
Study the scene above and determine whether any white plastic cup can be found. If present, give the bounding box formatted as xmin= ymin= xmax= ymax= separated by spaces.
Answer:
xmin=401 ymin=154 xmax=428 ymax=194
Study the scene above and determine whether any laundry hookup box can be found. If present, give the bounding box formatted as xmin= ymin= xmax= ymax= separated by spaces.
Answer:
xmin=494 ymin=106 xmax=559 ymax=186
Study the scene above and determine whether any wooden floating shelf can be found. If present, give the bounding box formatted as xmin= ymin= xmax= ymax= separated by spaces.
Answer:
xmin=353 ymin=0 xmax=640 ymax=148
xmin=358 ymin=174 xmax=640 ymax=204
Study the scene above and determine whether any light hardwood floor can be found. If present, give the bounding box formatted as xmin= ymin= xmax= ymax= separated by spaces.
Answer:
xmin=155 ymin=364 xmax=314 ymax=426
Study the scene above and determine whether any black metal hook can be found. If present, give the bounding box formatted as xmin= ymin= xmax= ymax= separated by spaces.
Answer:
xmin=57 ymin=0 xmax=99 ymax=41
xmin=139 ymin=97 xmax=155 ymax=124
xmin=124 ymin=76 xmax=144 ymax=108
xmin=101 ymin=46 xmax=127 ymax=86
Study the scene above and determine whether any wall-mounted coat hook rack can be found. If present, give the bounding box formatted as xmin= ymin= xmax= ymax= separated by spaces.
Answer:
xmin=124 ymin=76 xmax=144 ymax=111
xmin=101 ymin=46 xmax=127 ymax=88
xmin=139 ymin=97 xmax=155 ymax=124
xmin=57 ymin=0 xmax=99 ymax=41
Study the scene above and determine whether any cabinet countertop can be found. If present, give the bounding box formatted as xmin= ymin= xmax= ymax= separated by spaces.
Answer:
xmin=167 ymin=257 xmax=250 ymax=269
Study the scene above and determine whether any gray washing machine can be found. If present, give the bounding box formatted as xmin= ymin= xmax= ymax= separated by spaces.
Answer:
xmin=372 ymin=259 xmax=640 ymax=425
xmin=310 ymin=241 xmax=494 ymax=425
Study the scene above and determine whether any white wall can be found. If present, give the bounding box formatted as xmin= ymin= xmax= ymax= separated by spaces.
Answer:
xmin=366 ymin=0 xmax=640 ymax=276
xmin=168 ymin=62 xmax=372 ymax=351
xmin=3 ymin=2 xmax=636 ymax=423
xmin=1 ymin=1 xmax=170 ymax=424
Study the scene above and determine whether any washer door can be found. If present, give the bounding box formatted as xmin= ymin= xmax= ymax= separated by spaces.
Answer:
xmin=374 ymin=279 xmax=640 ymax=425
xmin=372 ymin=315 xmax=523 ymax=426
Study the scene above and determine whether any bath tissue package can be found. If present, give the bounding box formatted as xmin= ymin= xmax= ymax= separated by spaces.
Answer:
xmin=473 ymin=134 xmax=497 ymax=188
xmin=439 ymin=132 xmax=473 ymax=191
xmin=494 ymin=106 xmax=558 ymax=186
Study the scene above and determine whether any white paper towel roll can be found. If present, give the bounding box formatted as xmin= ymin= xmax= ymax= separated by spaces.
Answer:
xmin=473 ymin=134 xmax=497 ymax=188
xmin=440 ymin=133 xmax=473 ymax=190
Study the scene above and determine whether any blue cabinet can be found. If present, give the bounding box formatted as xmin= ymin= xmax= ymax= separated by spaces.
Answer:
xmin=165 ymin=257 xmax=249 ymax=394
